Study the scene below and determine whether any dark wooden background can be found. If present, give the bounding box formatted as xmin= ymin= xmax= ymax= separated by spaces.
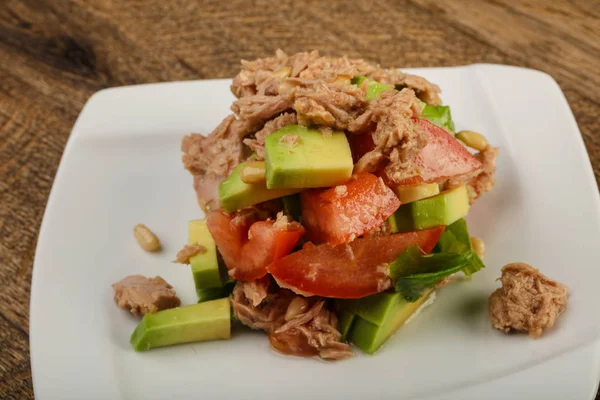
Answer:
xmin=0 ymin=0 xmax=598 ymax=398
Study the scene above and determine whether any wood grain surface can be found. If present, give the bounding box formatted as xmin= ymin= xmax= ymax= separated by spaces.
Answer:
xmin=0 ymin=0 xmax=598 ymax=397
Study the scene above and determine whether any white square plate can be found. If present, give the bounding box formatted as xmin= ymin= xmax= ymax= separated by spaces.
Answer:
xmin=30 ymin=65 xmax=600 ymax=399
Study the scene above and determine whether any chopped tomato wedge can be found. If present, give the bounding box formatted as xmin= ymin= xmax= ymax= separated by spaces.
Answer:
xmin=206 ymin=211 xmax=305 ymax=281
xmin=267 ymin=226 xmax=445 ymax=299
xmin=301 ymin=172 xmax=400 ymax=246
xmin=389 ymin=119 xmax=483 ymax=186
xmin=347 ymin=131 xmax=375 ymax=164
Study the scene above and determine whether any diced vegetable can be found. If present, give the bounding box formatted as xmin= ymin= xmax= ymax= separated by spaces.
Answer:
xmin=196 ymin=281 xmax=235 ymax=303
xmin=390 ymin=119 xmax=482 ymax=186
xmin=344 ymin=289 xmax=435 ymax=354
xmin=188 ymin=220 xmax=225 ymax=292
xmin=206 ymin=211 xmax=305 ymax=281
xmin=267 ymin=226 xmax=444 ymax=299
xmin=265 ymin=125 xmax=353 ymax=189
xmin=219 ymin=162 xmax=300 ymax=213
xmin=337 ymin=310 xmax=356 ymax=341
xmin=390 ymin=185 xmax=470 ymax=232
xmin=301 ymin=172 xmax=401 ymax=245
xmin=130 ymin=298 xmax=231 ymax=351
xmin=347 ymin=130 xmax=376 ymax=164
xmin=421 ymin=105 xmax=456 ymax=131
xmin=352 ymin=76 xmax=394 ymax=101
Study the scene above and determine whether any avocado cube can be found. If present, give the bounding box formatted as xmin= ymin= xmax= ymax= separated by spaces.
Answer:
xmin=336 ymin=310 xmax=356 ymax=341
xmin=188 ymin=220 xmax=227 ymax=293
xmin=391 ymin=185 xmax=470 ymax=232
xmin=352 ymin=76 xmax=394 ymax=101
xmin=336 ymin=292 xmax=403 ymax=326
xmin=265 ymin=125 xmax=353 ymax=189
xmin=219 ymin=161 xmax=300 ymax=212
xmin=346 ymin=290 xmax=434 ymax=354
xmin=130 ymin=298 xmax=231 ymax=351
xmin=195 ymin=281 xmax=235 ymax=303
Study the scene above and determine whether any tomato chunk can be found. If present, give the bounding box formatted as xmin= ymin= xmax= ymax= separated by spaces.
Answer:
xmin=267 ymin=226 xmax=445 ymax=298
xmin=390 ymin=119 xmax=483 ymax=186
xmin=206 ymin=211 xmax=305 ymax=281
xmin=301 ymin=172 xmax=400 ymax=246
xmin=347 ymin=131 xmax=375 ymax=164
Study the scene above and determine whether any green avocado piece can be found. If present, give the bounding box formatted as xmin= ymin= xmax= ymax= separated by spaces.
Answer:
xmin=336 ymin=292 xmax=403 ymax=326
xmin=391 ymin=185 xmax=470 ymax=232
xmin=346 ymin=289 xmax=434 ymax=354
xmin=352 ymin=75 xmax=394 ymax=101
xmin=336 ymin=309 xmax=356 ymax=341
xmin=188 ymin=220 xmax=226 ymax=292
xmin=265 ymin=125 xmax=353 ymax=189
xmin=196 ymin=281 xmax=235 ymax=303
xmin=130 ymin=298 xmax=231 ymax=351
xmin=421 ymin=105 xmax=456 ymax=132
xmin=219 ymin=161 xmax=300 ymax=212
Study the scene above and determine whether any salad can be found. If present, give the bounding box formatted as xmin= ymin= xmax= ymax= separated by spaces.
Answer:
xmin=117 ymin=50 xmax=499 ymax=360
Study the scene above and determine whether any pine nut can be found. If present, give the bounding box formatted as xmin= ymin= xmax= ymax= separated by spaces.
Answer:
xmin=272 ymin=66 xmax=292 ymax=78
xmin=393 ymin=183 xmax=440 ymax=204
xmin=240 ymin=161 xmax=266 ymax=184
xmin=134 ymin=224 xmax=161 ymax=252
xmin=285 ymin=297 xmax=309 ymax=321
xmin=471 ymin=237 xmax=485 ymax=259
xmin=456 ymin=130 xmax=488 ymax=151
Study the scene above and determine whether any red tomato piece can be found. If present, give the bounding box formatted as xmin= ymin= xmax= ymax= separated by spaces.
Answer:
xmin=347 ymin=131 xmax=375 ymax=164
xmin=267 ymin=226 xmax=445 ymax=299
xmin=390 ymin=119 xmax=483 ymax=186
xmin=301 ymin=172 xmax=400 ymax=246
xmin=206 ymin=211 xmax=305 ymax=281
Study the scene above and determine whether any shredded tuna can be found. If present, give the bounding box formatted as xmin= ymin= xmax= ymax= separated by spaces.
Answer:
xmin=242 ymin=276 xmax=271 ymax=307
xmin=181 ymin=115 xmax=248 ymax=210
xmin=273 ymin=211 xmax=303 ymax=231
xmin=489 ymin=263 xmax=568 ymax=338
xmin=353 ymin=89 xmax=427 ymax=180
xmin=276 ymin=301 xmax=325 ymax=333
xmin=185 ymin=51 xmax=443 ymax=212
xmin=292 ymin=81 xmax=368 ymax=130
xmin=231 ymin=50 xmax=321 ymax=98
xmin=173 ymin=243 xmax=206 ymax=264
xmin=446 ymin=145 xmax=498 ymax=203
xmin=231 ymin=281 xmax=352 ymax=360
xmin=243 ymin=112 xmax=298 ymax=159
xmin=231 ymin=50 xmax=442 ymax=105
xmin=112 ymin=275 xmax=181 ymax=316
xmin=231 ymin=94 xmax=293 ymax=131
xmin=469 ymin=145 xmax=498 ymax=201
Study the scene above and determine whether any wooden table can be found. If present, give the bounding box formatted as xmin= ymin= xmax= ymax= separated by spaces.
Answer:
xmin=1 ymin=0 xmax=598 ymax=397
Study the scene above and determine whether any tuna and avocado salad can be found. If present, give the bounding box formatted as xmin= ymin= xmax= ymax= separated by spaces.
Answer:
xmin=126 ymin=50 xmax=499 ymax=360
